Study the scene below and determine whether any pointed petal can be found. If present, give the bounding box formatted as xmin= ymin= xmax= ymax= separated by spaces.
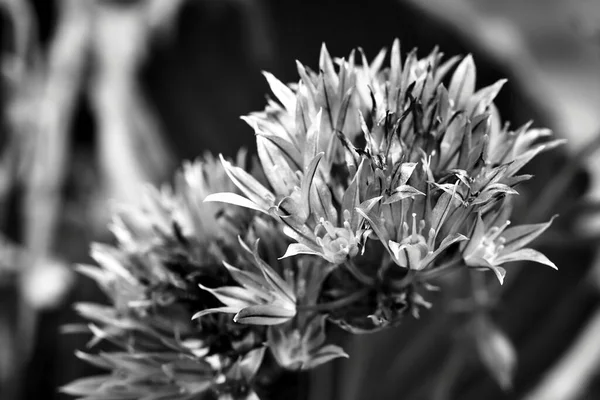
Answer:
xmin=198 ymin=284 xmax=259 ymax=308
xmin=234 ymin=304 xmax=296 ymax=325
xmin=263 ymin=71 xmax=296 ymax=113
xmin=420 ymin=233 xmax=468 ymax=270
xmin=496 ymin=248 xmax=557 ymax=269
xmin=397 ymin=162 xmax=418 ymax=186
xmin=191 ymin=306 xmax=240 ymax=320
xmin=257 ymin=135 xmax=299 ymax=195
xmin=336 ymin=87 xmax=355 ymax=134
xmin=219 ymin=155 xmax=275 ymax=209
xmin=303 ymin=344 xmax=349 ymax=370
xmin=356 ymin=206 xmax=389 ymax=251
xmin=383 ymin=185 xmax=425 ymax=204
xmin=488 ymin=265 xmax=507 ymax=285
xmin=301 ymin=152 xmax=324 ymax=218
xmin=280 ymin=243 xmax=324 ymax=259
xmin=256 ymin=132 xmax=303 ymax=170
xmin=204 ymin=192 xmax=268 ymax=214
xmin=468 ymin=79 xmax=507 ymax=117
xmin=501 ymin=216 xmax=556 ymax=254
xmin=449 ymin=54 xmax=476 ymax=108
xmin=304 ymin=110 xmax=323 ymax=168
xmin=222 ymin=262 xmax=271 ymax=300
xmin=240 ymin=347 xmax=267 ymax=380
xmin=248 ymin=240 xmax=297 ymax=304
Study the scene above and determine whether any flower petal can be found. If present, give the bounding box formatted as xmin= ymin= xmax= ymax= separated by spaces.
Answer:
xmin=191 ymin=306 xmax=240 ymax=320
xmin=198 ymin=284 xmax=260 ymax=309
xmin=495 ymin=248 xmax=557 ymax=270
xmin=204 ymin=192 xmax=268 ymax=214
xmin=501 ymin=216 xmax=556 ymax=254
xmin=280 ymin=243 xmax=324 ymax=259
xmin=449 ymin=54 xmax=476 ymax=108
xmin=234 ymin=304 xmax=296 ymax=325
xmin=383 ymin=185 xmax=425 ymax=204
xmin=263 ymin=71 xmax=296 ymax=113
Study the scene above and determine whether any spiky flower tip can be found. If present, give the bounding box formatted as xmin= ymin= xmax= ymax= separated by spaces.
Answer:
xmin=207 ymin=40 xmax=561 ymax=332
xmin=65 ymin=41 xmax=560 ymax=400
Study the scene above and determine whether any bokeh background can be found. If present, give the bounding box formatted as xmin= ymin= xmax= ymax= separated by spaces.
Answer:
xmin=2 ymin=0 xmax=600 ymax=399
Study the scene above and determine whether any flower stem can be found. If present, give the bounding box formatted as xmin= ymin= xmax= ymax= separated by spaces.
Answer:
xmin=343 ymin=259 xmax=375 ymax=286
xmin=418 ymin=257 xmax=462 ymax=282
xmin=297 ymin=288 xmax=369 ymax=313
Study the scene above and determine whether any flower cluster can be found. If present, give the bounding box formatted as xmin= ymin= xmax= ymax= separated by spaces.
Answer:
xmin=65 ymin=41 xmax=559 ymax=399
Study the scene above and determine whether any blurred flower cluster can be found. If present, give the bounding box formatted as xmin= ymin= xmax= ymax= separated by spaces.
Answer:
xmin=63 ymin=41 xmax=560 ymax=399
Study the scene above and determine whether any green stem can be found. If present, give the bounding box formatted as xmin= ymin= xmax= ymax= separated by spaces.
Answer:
xmin=393 ymin=256 xmax=462 ymax=290
xmin=297 ymin=288 xmax=369 ymax=313
xmin=469 ymin=269 xmax=489 ymax=308
xmin=418 ymin=257 xmax=462 ymax=282
xmin=343 ymin=259 xmax=375 ymax=286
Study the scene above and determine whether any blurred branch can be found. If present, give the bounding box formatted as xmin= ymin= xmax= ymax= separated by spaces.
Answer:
xmin=25 ymin=0 xmax=91 ymax=257
xmin=529 ymin=130 xmax=600 ymax=223
xmin=524 ymin=305 xmax=600 ymax=400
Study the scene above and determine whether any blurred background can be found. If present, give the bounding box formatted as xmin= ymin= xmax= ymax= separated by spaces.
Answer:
xmin=2 ymin=0 xmax=600 ymax=399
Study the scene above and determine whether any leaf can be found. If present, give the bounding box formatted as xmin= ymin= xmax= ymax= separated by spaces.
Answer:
xmin=234 ymin=304 xmax=296 ymax=325
xmin=449 ymin=54 xmax=476 ymax=108
xmin=204 ymin=192 xmax=268 ymax=214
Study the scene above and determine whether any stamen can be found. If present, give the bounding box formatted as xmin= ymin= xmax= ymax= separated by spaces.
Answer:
xmin=489 ymin=220 xmax=510 ymax=241
xmin=343 ymin=209 xmax=351 ymax=222
xmin=402 ymin=221 xmax=409 ymax=237
xmin=411 ymin=213 xmax=418 ymax=241
xmin=418 ymin=219 xmax=426 ymax=235
xmin=320 ymin=218 xmax=337 ymax=236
